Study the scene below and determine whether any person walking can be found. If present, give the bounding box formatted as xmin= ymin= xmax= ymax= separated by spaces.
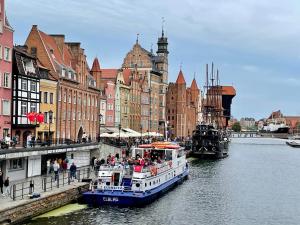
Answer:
xmin=0 ymin=170 xmax=3 ymax=195
xmin=3 ymin=177 xmax=9 ymax=197
xmin=53 ymin=160 xmax=59 ymax=181
xmin=70 ymin=162 xmax=77 ymax=181
xmin=27 ymin=133 xmax=32 ymax=148
xmin=5 ymin=134 xmax=11 ymax=148
xmin=46 ymin=159 xmax=51 ymax=176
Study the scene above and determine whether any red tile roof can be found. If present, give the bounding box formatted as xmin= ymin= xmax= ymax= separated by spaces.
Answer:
xmin=221 ymin=86 xmax=236 ymax=96
xmin=91 ymin=57 xmax=101 ymax=72
xmin=176 ymin=70 xmax=186 ymax=84
xmin=191 ymin=78 xmax=198 ymax=90
xmin=122 ymin=68 xmax=132 ymax=85
xmin=101 ymin=69 xmax=118 ymax=80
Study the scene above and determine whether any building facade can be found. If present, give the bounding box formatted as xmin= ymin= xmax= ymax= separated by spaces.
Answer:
xmin=25 ymin=26 xmax=100 ymax=142
xmin=12 ymin=46 xmax=40 ymax=145
xmin=166 ymin=70 xmax=200 ymax=139
xmin=0 ymin=0 xmax=13 ymax=140
xmin=35 ymin=66 xmax=57 ymax=143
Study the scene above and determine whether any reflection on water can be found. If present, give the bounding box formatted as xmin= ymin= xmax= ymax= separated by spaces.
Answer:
xmin=25 ymin=138 xmax=300 ymax=225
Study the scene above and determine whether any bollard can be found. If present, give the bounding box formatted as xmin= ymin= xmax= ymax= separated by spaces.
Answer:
xmin=13 ymin=184 xmax=16 ymax=201
xmin=77 ymin=170 xmax=80 ymax=182
xmin=22 ymin=183 xmax=24 ymax=199
xmin=57 ymin=175 xmax=59 ymax=188
xmin=68 ymin=172 xmax=71 ymax=185
xmin=43 ymin=177 xmax=47 ymax=192
xmin=29 ymin=180 xmax=34 ymax=194
xmin=62 ymin=172 xmax=65 ymax=186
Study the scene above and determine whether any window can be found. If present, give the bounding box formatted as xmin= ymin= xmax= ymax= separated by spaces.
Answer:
xmin=3 ymin=73 xmax=9 ymax=88
xmin=64 ymin=93 xmax=66 ymax=102
xmin=68 ymin=71 xmax=72 ymax=79
xmin=3 ymin=129 xmax=9 ymax=139
xmin=44 ymin=112 xmax=48 ymax=123
xmin=44 ymin=92 xmax=48 ymax=103
xmin=49 ymin=111 xmax=53 ymax=123
xmin=68 ymin=94 xmax=71 ymax=103
xmin=4 ymin=47 xmax=10 ymax=61
xmin=21 ymin=101 xmax=27 ymax=115
xmin=2 ymin=100 xmax=10 ymax=115
xmin=39 ymin=91 xmax=42 ymax=103
xmin=0 ymin=45 xmax=2 ymax=59
xmin=73 ymin=95 xmax=76 ymax=104
xmin=30 ymin=81 xmax=36 ymax=92
xmin=62 ymin=69 xmax=66 ymax=77
xmin=30 ymin=102 xmax=37 ymax=112
xmin=9 ymin=158 xmax=24 ymax=170
xmin=101 ymin=102 xmax=105 ymax=110
xmin=21 ymin=79 xmax=27 ymax=90
xmin=78 ymin=96 xmax=81 ymax=105
xmin=73 ymin=112 xmax=76 ymax=120
xmin=50 ymin=93 xmax=54 ymax=104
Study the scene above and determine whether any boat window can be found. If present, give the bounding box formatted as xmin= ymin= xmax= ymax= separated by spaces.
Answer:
xmin=136 ymin=183 xmax=140 ymax=188
xmin=145 ymin=183 xmax=147 ymax=187
xmin=166 ymin=150 xmax=172 ymax=160
xmin=150 ymin=182 xmax=152 ymax=186
xmin=106 ymin=182 xmax=110 ymax=186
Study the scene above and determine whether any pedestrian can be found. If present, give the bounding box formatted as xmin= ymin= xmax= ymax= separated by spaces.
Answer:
xmin=12 ymin=135 xmax=18 ymax=148
xmin=27 ymin=133 xmax=32 ymax=148
xmin=31 ymin=135 xmax=36 ymax=147
xmin=53 ymin=160 xmax=59 ymax=181
xmin=82 ymin=132 xmax=87 ymax=143
xmin=0 ymin=170 xmax=3 ymax=194
xmin=5 ymin=134 xmax=11 ymax=148
xmin=46 ymin=159 xmax=51 ymax=175
xmin=3 ymin=177 xmax=9 ymax=197
xmin=62 ymin=160 xmax=68 ymax=173
xmin=70 ymin=162 xmax=77 ymax=181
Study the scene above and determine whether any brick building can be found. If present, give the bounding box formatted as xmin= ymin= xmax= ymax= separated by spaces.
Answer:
xmin=166 ymin=70 xmax=200 ymax=139
xmin=25 ymin=25 xmax=100 ymax=142
xmin=0 ymin=0 xmax=13 ymax=139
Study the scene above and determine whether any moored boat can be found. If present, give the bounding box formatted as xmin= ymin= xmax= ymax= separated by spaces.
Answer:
xmin=286 ymin=141 xmax=300 ymax=148
xmin=83 ymin=142 xmax=189 ymax=207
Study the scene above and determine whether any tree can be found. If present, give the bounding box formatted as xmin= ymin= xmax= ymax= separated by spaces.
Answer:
xmin=232 ymin=122 xmax=241 ymax=132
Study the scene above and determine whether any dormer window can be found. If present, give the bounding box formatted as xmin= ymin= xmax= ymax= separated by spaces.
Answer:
xmin=62 ymin=69 xmax=66 ymax=77
xmin=22 ymin=57 xmax=35 ymax=74
xmin=68 ymin=71 xmax=72 ymax=79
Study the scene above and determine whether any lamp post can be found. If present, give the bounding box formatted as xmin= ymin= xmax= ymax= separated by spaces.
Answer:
xmin=118 ymin=124 xmax=121 ymax=146
xmin=166 ymin=121 xmax=169 ymax=141
xmin=48 ymin=110 xmax=53 ymax=146
xmin=140 ymin=124 xmax=143 ymax=144
xmin=98 ymin=114 xmax=103 ymax=143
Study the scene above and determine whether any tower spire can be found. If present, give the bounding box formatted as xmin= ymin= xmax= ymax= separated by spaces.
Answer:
xmin=136 ymin=33 xmax=139 ymax=44
xmin=161 ymin=17 xmax=165 ymax=37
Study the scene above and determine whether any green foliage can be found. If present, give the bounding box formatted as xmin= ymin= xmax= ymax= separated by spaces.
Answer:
xmin=232 ymin=122 xmax=241 ymax=132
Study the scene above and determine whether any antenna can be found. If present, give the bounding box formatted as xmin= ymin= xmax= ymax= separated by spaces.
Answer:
xmin=162 ymin=17 xmax=165 ymax=36
xmin=136 ymin=33 xmax=139 ymax=44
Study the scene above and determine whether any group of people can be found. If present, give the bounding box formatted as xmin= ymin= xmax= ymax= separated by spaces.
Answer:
xmin=46 ymin=158 xmax=77 ymax=181
xmin=0 ymin=170 xmax=10 ymax=198
xmin=1 ymin=134 xmax=19 ymax=149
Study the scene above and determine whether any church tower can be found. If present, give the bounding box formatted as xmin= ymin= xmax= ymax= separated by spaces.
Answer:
xmin=156 ymin=26 xmax=169 ymax=84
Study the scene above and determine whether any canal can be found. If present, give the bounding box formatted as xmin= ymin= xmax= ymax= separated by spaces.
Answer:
xmin=25 ymin=138 xmax=300 ymax=225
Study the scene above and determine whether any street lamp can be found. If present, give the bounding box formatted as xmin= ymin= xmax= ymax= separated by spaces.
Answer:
xmin=140 ymin=124 xmax=143 ymax=144
xmin=48 ymin=110 xmax=53 ymax=146
xmin=118 ymin=124 xmax=122 ymax=146
xmin=98 ymin=114 xmax=103 ymax=143
xmin=166 ymin=121 xmax=169 ymax=141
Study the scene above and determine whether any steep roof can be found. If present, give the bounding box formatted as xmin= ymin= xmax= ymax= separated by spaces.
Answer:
xmin=122 ymin=68 xmax=132 ymax=85
xmin=176 ymin=70 xmax=186 ymax=84
xmin=191 ymin=78 xmax=199 ymax=90
xmin=221 ymin=86 xmax=236 ymax=96
xmin=101 ymin=69 xmax=118 ymax=80
xmin=91 ymin=57 xmax=101 ymax=72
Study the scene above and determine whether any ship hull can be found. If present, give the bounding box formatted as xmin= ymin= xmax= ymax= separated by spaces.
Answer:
xmin=191 ymin=140 xmax=229 ymax=159
xmin=83 ymin=169 xmax=189 ymax=207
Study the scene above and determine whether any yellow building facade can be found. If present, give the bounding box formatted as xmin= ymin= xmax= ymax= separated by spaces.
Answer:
xmin=36 ymin=71 xmax=57 ymax=143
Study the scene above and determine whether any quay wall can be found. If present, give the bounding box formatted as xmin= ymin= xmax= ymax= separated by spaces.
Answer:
xmin=0 ymin=184 xmax=89 ymax=225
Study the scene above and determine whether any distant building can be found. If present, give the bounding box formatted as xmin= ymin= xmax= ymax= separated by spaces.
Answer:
xmin=240 ymin=117 xmax=256 ymax=130
xmin=266 ymin=110 xmax=300 ymax=132
xmin=0 ymin=0 xmax=13 ymax=139
xmin=166 ymin=70 xmax=200 ymax=138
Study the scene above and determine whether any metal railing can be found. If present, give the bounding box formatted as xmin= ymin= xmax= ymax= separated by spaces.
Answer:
xmin=10 ymin=167 xmax=92 ymax=201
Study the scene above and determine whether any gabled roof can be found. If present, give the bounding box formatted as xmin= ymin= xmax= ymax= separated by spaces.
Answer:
xmin=176 ymin=70 xmax=186 ymax=84
xmin=91 ymin=57 xmax=101 ymax=72
xmin=191 ymin=78 xmax=199 ymax=90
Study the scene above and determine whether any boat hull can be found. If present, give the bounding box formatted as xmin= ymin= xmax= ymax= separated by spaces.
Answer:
xmin=191 ymin=140 xmax=229 ymax=159
xmin=286 ymin=141 xmax=300 ymax=148
xmin=83 ymin=169 xmax=189 ymax=207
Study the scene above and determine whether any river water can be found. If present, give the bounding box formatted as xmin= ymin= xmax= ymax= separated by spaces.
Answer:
xmin=25 ymin=138 xmax=300 ymax=225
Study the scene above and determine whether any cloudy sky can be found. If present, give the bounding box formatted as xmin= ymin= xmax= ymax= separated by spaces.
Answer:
xmin=6 ymin=0 xmax=300 ymax=119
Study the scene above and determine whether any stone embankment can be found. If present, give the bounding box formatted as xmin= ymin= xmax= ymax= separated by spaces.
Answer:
xmin=0 ymin=183 xmax=89 ymax=225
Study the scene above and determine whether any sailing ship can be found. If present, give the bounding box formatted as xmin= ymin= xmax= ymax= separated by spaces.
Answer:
xmin=191 ymin=63 xmax=230 ymax=159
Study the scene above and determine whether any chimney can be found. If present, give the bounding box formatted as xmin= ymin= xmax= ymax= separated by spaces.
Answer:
xmin=50 ymin=34 xmax=65 ymax=52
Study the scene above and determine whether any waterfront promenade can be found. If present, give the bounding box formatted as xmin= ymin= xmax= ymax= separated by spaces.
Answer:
xmin=0 ymin=167 xmax=95 ymax=224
